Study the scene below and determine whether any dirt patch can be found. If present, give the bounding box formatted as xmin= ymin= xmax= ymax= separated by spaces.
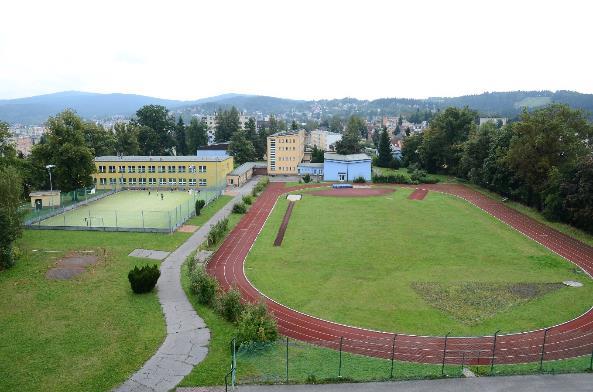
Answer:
xmin=274 ymin=201 xmax=295 ymax=246
xmin=311 ymin=188 xmax=395 ymax=197
xmin=178 ymin=224 xmax=198 ymax=233
xmin=46 ymin=252 xmax=99 ymax=280
xmin=408 ymin=188 xmax=428 ymax=200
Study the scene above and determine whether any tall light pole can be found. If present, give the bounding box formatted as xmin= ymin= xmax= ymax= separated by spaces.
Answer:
xmin=46 ymin=164 xmax=56 ymax=209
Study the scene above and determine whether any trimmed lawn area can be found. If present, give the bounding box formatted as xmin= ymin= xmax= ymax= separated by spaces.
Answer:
xmin=0 ymin=229 xmax=190 ymax=392
xmin=186 ymin=195 xmax=233 ymax=227
xmin=245 ymin=188 xmax=593 ymax=336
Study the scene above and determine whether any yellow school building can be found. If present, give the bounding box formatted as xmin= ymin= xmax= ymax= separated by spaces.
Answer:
xmin=93 ymin=155 xmax=233 ymax=190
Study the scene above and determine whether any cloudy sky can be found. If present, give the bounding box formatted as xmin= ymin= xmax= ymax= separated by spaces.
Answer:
xmin=1 ymin=0 xmax=591 ymax=101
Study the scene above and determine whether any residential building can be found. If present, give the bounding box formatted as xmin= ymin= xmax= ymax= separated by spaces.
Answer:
xmin=196 ymin=112 xmax=252 ymax=144
xmin=297 ymin=162 xmax=324 ymax=178
xmin=267 ymin=130 xmax=305 ymax=175
xmin=323 ymin=153 xmax=372 ymax=182
xmin=196 ymin=142 xmax=230 ymax=157
xmin=479 ymin=117 xmax=508 ymax=126
xmin=309 ymin=130 xmax=342 ymax=151
xmin=92 ymin=155 xmax=233 ymax=190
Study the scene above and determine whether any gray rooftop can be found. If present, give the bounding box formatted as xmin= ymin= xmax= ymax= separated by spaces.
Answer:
xmin=228 ymin=161 xmax=267 ymax=176
xmin=298 ymin=162 xmax=324 ymax=168
xmin=324 ymin=153 xmax=371 ymax=162
xmin=95 ymin=155 xmax=232 ymax=162
xmin=270 ymin=130 xmax=302 ymax=137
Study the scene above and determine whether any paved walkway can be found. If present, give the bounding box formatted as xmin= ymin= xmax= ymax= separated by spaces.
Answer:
xmin=115 ymin=179 xmax=258 ymax=392
xmin=178 ymin=373 xmax=593 ymax=392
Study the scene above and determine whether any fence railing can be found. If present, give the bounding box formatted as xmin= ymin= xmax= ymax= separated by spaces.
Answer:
xmin=230 ymin=332 xmax=593 ymax=385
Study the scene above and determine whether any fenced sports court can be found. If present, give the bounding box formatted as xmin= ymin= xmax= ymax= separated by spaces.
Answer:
xmin=24 ymin=188 xmax=220 ymax=232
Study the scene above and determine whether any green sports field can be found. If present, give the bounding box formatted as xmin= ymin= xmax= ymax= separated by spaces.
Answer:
xmin=245 ymin=187 xmax=593 ymax=336
xmin=37 ymin=190 xmax=215 ymax=230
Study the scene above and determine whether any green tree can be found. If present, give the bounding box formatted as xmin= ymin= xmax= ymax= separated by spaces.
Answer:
xmin=346 ymin=115 xmax=368 ymax=139
xmin=82 ymin=123 xmax=116 ymax=156
xmin=401 ymin=133 xmax=423 ymax=168
xmin=0 ymin=166 xmax=23 ymax=269
xmin=268 ymin=115 xmax=278 ymax=133
xmin=28 ymin=110 xmax=95 ymax=193
xmin=0 ymin=121 xmax=18 ymax=167
xmin=215 ymin=106 xmax=241 ymax=142
xmin=187 ymin=118 xmax=208 ymax=154
xmin=174 ymin=117 xmax=187 ymax=155
xmin=229 ymin=129 xmax=256 ymax=165
xmin=459 ymin=122 xmax=496 ymax=183
xmin=291 ymin=120 xmax=298 ymax=130
xmin=277 ymin=119 xmax=287 ymax=131
xmin=114 ymin=122 xmax=140 ymax=155
xmin=376 ymin=126 xmax=393 ymax=168
xmin=134 ymin=105 xmax=175 ymax=154
xmin=310 ymin=145 xmax=324 ymax=163
xmin=329 ymin=115 xmax=343 ymax=133
xmin=245 ymin=117 xmax=258 ymax=146
xmin=334 ymin=117 xmax=362 ymax=155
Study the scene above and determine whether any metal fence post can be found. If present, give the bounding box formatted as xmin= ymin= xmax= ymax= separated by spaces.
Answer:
xmin=168 ymin=211 xmax=172 ymax=233
xmin=115 ymin=210 xmax=118 ymax=231
xmin=491 ymin=330 xmax=501 ymax=374
xmin=338 ymin=337 xmax=343 ymax=378
xmin=141 ymin=210 xmax=145 ymax=231
xmin=286 ymin=337 xmax=289 ymax=383
xmin=390 ymin=334 xmax=397 ymax=378
xmin=589 ymin=347 xmax=593 ymax=370
xmin=442 ymin=332 xmax=451 ymax=376
xmin=539 ymin=328 xmax=549 ymax=371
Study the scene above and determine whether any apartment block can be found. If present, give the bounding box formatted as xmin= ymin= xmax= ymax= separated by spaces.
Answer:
xmin=309 ymin=129 xmax=342 ymax=151
xmin=267 ymin=130 xmax=305 ymax=175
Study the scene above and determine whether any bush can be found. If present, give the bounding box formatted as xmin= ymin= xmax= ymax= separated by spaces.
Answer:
xmin=410 ymin=169 xmax=439 ymax=184
xmin=128 ymin=264 xmax=161 ymax=294
xmin=189 ymin=265 xmax=219 ymax=305
xmin=195 ymin=199 xmax=206 ymax=215
xmin=251 ymin=176 xmax=270 ymax=196
xmin=242 ymin=195 xmax=252 ymax=205
xmin=237 ymin=302 xmax=278 ymax=345
xmin=216 ymin=288 xmax=244 ymax=323
xmin=207 ymin=218 xmax=229 ymax=247
xmin=232 ymin=202 xmax=247 ymax=214
xmin=372 ymin=173 xmax=413 ymax=184
xmin=302 ymin=173 xmax=311 ymax=183
xmin=353 ymin=176 xmax=366 ymax=183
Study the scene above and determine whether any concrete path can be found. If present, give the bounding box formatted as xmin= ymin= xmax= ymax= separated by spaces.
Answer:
xmin=177 ymin=373 xmax=593 ymax=392
xmin=128 ymin=249 xmax=171 ymax=260
xmin=115 ymin=179 xmax=259 ymax=392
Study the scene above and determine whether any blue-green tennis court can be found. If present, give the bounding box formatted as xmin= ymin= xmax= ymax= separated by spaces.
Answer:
xmin=31 ymin=190 xmax=217 ymax=232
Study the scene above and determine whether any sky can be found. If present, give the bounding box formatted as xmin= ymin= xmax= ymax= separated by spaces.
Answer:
xmin=1 ymin=0 xmax=592 ymax=101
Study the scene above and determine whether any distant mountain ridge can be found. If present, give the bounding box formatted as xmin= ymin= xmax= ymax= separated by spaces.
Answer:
xmin=2 ymin=90 xmax=593 ymax=125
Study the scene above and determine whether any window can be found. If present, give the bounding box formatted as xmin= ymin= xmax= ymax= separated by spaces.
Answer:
xmin=109 ymin=178 xmax=116 ymax=185
xmin=158 ymin=166 xmax=166 ymax=173
xmin=199 ymin=178 xmax=207 ymax=186
xmin=148 ymin=165 xmax=155 ymax=173
xmin=119 ymin=177 xmax=127 ymax=185
xmin=189 ymin=165 xmax=196 ymax=173
xmin=129 ymin=178 xmax=137 ymax=185
xmin=198 ymin=165 xmax=207 ymax=173
xmin=118 ymin=165 xmax=125 ymax=173
xmin=178 ymin=165 xmax=186 ymax=173
xmin=167 ymin=165 xmax=176 ymax=173
xmin=139 ymin=178 xmax=146 ymax=185
xmin=159 ymin=178 xmax=166 ymax=185
xmin=138 ymin=166 xmax=145 ymax=173
xmin=179 ymin=178 xmax=187 ymax=186
xmin=100 ymin=178 xmax=107 ymax=185
xmin=98 ymin=165 xmax=106 ymax=173
xmin=128 ymin=166 xmax=136 ymax=173
xmin=189 ymin=178 xmax=196 ymax=186
xmin=108 ymin=165 xmax=116 ymax=173
xmin=148 ymin=178 xmax=156 ymax=185
xmin=168 ymin=178 xmax=176 ymax=185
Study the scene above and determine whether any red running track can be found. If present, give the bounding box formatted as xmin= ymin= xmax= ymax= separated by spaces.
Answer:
xmin=206 ymin=183 xmax=593 ymax=365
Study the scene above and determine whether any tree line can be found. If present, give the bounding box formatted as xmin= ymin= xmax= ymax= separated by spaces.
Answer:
xmin=402 ymin=104 xmax=593 ymax=233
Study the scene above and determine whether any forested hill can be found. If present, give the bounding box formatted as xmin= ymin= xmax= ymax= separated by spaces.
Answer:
xmin=2 ymin=90 xmax=593 ymax=125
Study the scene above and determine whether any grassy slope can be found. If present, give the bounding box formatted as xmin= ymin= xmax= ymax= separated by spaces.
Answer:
xmin=245 ymin=188 xmax=593 ymax=336
xmin=0 ymin=230 xmax=191 ymax=392
xmin=186 ymin=195 xmax=233 ymax=227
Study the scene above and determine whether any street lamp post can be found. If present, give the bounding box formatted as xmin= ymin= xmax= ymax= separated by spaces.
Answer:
xmin=46 ymin=164 xmax=56 ymax=209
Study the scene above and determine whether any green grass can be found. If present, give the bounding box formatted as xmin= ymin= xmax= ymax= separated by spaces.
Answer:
xmin=245 ymin=188 xmax=593 ymax=336
xmin=372 ymin=167 xmax=456 ymax=183
xmin=36 ymin=190 xmax=216 ymax=229
xmin=186 ymin=195 xmax=233 ymax=227
xmin=0 ymin=229 xmax=191 ymax=392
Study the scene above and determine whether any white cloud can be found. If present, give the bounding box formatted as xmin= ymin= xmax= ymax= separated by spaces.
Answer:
xmin=0 ymin=0 xmax=591 ymax=100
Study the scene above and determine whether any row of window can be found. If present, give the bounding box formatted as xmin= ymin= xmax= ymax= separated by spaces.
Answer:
xmin=97 ymin=165 xmax=207 ymax=174
xmin=270 ymin=166 xmax=295 ymax=172
xmin=277 ymin=146 xmax=296 ymax=151
xmin=278 ymin=156 xmax=297 ymax=161
xmin=98 ymin=178 xmax=207 ymax=186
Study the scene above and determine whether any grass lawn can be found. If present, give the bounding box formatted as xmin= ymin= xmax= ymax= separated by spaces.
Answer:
xmin=36 ymin=190 xmax=216 ymax=229
xmin=0 ymin=229 xmax=191 ymax=392
xmin=186 ymin=195 xmax=233 ymax=227
xmin=245 ymin=188 xmax=593 ymax=336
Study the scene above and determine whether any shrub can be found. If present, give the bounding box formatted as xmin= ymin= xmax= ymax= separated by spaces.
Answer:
xmin=242 ymin=195 xmax=252 ymax=205
xmin=232 ymin=202 xmax=247 ymax=214
xmin=353 ymin=176 xmax=366 ymax=183
xmin=207 ymin=218 xmax=229 ymax=247
xmin=216 ymin=288 xmax=244 ymax=323
xmin=237 ymin=302 xmax=278 ymax=345
xmin=190 ymin=266 xmax=219 ymax=305
xmin=195 ymin=199 xmax=206 ymax=215
xmin=302 ymin=173 xmax=311 ymax=183
xmin=128 ymin=264 xmax=161 ymax=294
xmin=251 ymin=176 xmax=270 ymax=196
xmin=410 ymin=169 xmax=439 ymax=184
xmin=372 ymin=173 xmax=413 ymax=184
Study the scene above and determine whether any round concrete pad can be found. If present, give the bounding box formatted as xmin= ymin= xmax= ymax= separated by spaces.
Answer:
xmin=563 ymin=280 xmax=583 ymax=287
